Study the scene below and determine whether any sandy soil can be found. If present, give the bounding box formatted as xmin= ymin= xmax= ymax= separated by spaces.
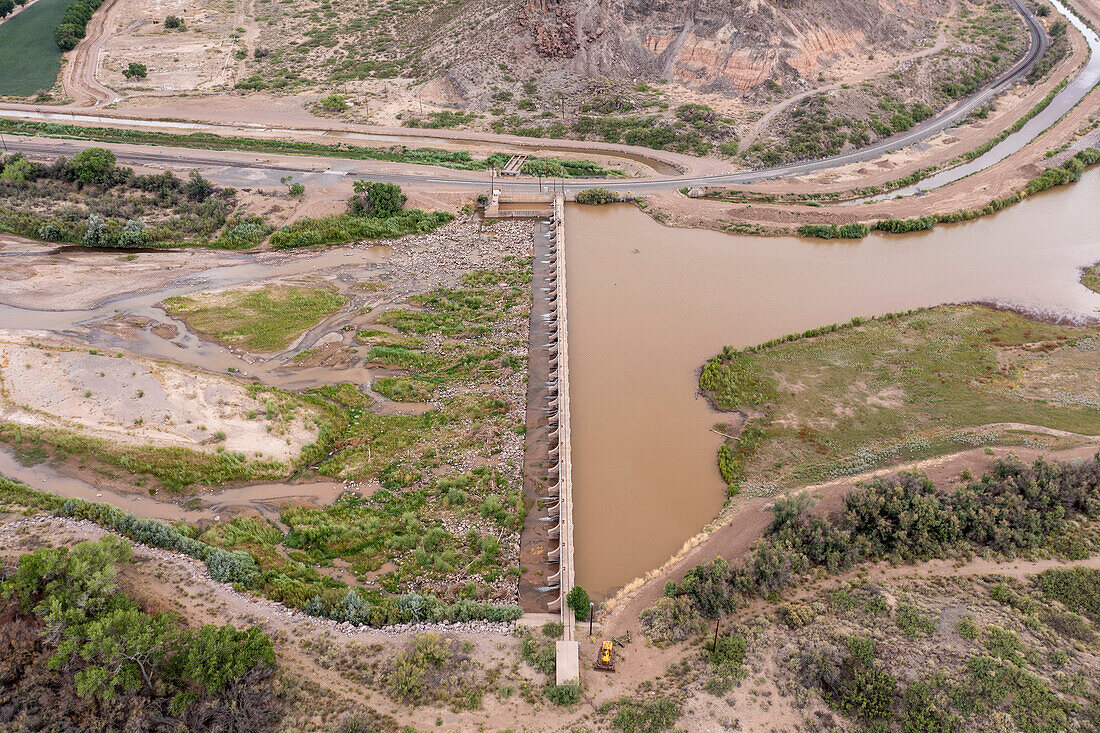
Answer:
xmin=0 ymin=235 xmax=240 ymax=310
xmin=0 ymin=330 xmax=319 ymax=461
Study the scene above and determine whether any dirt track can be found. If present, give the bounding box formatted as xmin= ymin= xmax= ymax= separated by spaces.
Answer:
xmin=60 ymin=0 xmax=123 ymax=106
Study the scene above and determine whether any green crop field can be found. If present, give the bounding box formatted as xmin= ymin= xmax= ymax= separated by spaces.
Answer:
xmin=0 ymin=0 xmax=69 ymax=97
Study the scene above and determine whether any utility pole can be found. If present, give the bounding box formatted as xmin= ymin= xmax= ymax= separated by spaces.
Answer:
xmin=0 ymin=132 xmax=6 ymax=152
xmin=589 ymin=602 xmax=594 ymax=637
xmin=712 ymin=618 xmax=720 ymax=651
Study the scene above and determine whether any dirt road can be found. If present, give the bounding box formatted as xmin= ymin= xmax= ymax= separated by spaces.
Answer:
xmin=60 ymin=0 xmax=124 ymax=106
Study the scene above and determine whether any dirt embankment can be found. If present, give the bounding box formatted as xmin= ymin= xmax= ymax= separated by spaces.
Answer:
xmin=601 ymin=440 xmax=1100 ymax=640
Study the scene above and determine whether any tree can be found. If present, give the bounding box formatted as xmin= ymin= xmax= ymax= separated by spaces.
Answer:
xmin=172 ymin=624 xmax=274 ymax=694
xmin=0 ymin=0 xmax=15 ymax=18
xmin=123 ymin=62 xmax=148 ymax=79
xmin=164 ymin=14 xmax=184 ymax=29
xmin=66 ymin=147 xmax=117 ymax=186
xmin=7 ymin=535 xmax=131 ymax=632
xmin=184 ymin=169 xmax=213 ymax=202
xmin=117 ymin=218 xmax=145 ymax=247
xmin=318 ymin=93 xmax=347 ymax=112
xmin=65 ymin=607 xmax=179 ymax=698
xmin=54 ymin=23 xmax=80 ymax=49
xmin=574 ymin=187 xmax=613 ymax=205
xmin=82 ymin=214 xmax=106 ymax=246
xmin=1 ymin=153 xmax=33 ymax=185
xmin=349 ymin=180 xmax=406 ymax=217
xmin=281 ymin=175 xmax=305 ymax=197
xmin=566 ymin=585 xmax=591 ymax=620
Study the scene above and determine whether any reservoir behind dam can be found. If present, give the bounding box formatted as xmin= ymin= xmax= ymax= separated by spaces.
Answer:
xmin=566 ymin=172 xmax=1100 ymax=600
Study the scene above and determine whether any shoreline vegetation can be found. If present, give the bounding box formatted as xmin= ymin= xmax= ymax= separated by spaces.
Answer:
xmin=1082 ymin=261 xmax=1100 ymax=293
xmin=795 ymin=146 xmax=1100 ymax=239
xmin=0 ymin=149 xmax=456 ymax=249
xmin=0 ymin=217 xmax=535 ymax=629
xmin=0 ymin=534 xmax=283 ymax=730
xmin=0 ymin=475 xmax=525 ymax=628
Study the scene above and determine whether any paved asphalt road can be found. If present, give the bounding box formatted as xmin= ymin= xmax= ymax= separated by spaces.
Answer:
xmin=0 ymin=0 xmax=1046 ymax=194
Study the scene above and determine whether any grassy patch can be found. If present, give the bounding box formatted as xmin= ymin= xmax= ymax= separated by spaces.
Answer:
xmin=1082 ymin=262 xmax=1100 ymax=294
xmin=161 ymin=285 xmax=346 ymax=352
xmin=0 ymin=0 xmax=67 ymax=96
xmin=0 ymin=423 xmax=288 ymax=492
xmin=700 ymin=306 xmax=1100 ymax=493
xmin=269 ymin=210 xmax=454 ymax=249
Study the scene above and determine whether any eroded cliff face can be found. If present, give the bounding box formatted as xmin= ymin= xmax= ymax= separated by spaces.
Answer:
xmin=439 ymin=0 xmax=943 ymax=101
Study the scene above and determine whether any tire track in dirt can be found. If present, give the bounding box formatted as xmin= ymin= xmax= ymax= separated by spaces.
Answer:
xmin=61 ymin=0 xmax=126 ymax=107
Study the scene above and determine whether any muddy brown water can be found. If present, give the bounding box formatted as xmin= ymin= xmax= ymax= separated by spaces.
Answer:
xmin=567 ymin=172 xmax=1100 ymax=600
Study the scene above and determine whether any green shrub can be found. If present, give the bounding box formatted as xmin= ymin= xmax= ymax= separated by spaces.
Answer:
xmin=896 ymin=604 xmax=936 ymax=638
xmin=607 ymin=696 xmax=681 ymax=732
xmin=270 ymin=210 xmax=453 ymax=249
xmin=639 ymin=596 xmax=704 ymax=643
xmin=574 ymin=187 xmax=614 ymax=205
xmin=956 ymin=617 xmax=979 ymax=639
xmin=348 ymin=180 xmax=406 ymax=217
xmin=566 ymin=585 xmax=592 ymax=619
xmin=796 ymin=223 xmax=869 ymax=239
xmin=545 ymin=681 xmax=581 ymax=706
xmin=123 ymin=62 xmax=148 ymax=79
xmin=871 ymin=216 xmax=935 ymax=233
xmin=1036 ymin=566 xmax=1100 ymax=620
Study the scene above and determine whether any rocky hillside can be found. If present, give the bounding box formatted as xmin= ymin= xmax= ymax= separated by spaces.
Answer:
xmin=433 ymin=0 xmax=946 ymax=104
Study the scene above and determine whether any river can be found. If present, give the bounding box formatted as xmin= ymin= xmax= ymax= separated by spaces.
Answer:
xmin=567 ymin=170 xmax=1100 ymax=599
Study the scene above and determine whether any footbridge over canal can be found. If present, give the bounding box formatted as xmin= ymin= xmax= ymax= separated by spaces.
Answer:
xmin=487 ymin=194 xmax=580 ymax=683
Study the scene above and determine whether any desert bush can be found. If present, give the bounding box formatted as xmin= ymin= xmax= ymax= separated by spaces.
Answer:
xmin=640 ymin=596 xmax=704 ymax=643
xmin=604 ymin=695 xmax=682 ymax=732
xmin=643 ymin=455 xmax=1100 ymax=643
xmin=545 ymin=681 xmax=581 ymax=706
xmin=1036 ymin=566 xmax=1100 ymax=620
xmin=780 ymin=602 xmax=816 ymax=628
xmin=956 ymin=617 xmax=979 ymax=640
xmin=895 ymin=604 xmax=936 ymax=638
xmin=519 ymin=629 xmax=556 ymax=676
xmin=3 ymin=536 xmax=277 ymax=725
xmin=574 ymin=187 xmax=614 ymax=205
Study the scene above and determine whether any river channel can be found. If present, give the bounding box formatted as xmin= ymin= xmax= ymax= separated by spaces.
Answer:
xmin=567 ymin=171 xmax=1100 ymax=599
xmin=1 ymin=176 xmax=1099 ymax=603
